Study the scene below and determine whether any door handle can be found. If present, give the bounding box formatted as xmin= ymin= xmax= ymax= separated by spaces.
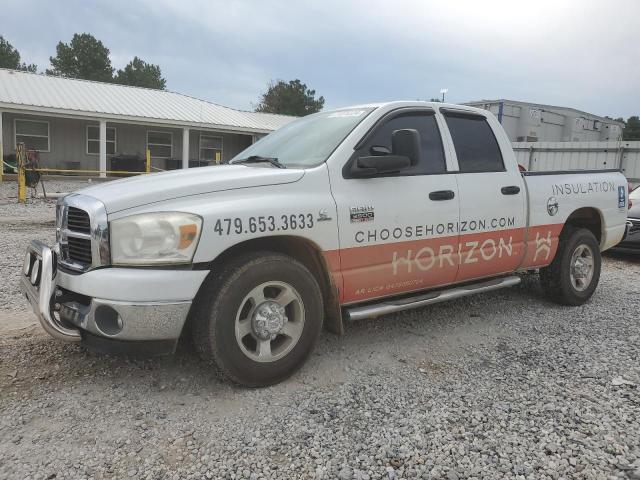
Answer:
xmin=429 ymin=190 xmax=455 ymax=201
xmin=501 ymin=186 xmax=521 ymax=195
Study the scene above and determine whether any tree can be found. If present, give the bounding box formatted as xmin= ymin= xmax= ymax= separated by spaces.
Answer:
xmin=114 ymin=56 xmax=166 ymax=90
xmin=621 ymin=116 xmax=640 ymax=141
xmin=255 ymin=79 xmax=324 ymax=116
xmin=0 ymin=36 xmax=37 ymax=72
xmin=47 ymin=33 xmax=113 ymax=82
xmin=429 ymin=98 xmax=442 ymax=103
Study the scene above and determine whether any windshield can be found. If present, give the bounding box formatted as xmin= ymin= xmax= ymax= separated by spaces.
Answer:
xmin=232 ymin=108 xmax=374 ymax=168
xmin=630 ymin=186 xmax=640 ymax=201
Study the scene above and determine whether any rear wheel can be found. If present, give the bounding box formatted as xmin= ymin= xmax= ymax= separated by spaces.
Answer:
xmin=540 ymin=227 xmax=601 ymax=305
xmin=191 ymin=252 xmax=323 ymax=387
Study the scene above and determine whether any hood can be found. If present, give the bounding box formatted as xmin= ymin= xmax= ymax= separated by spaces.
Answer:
xmin=629 ymin=202 xmax=640 ymax=219
xmin=78 ymin=164 xmax=305 ymax=213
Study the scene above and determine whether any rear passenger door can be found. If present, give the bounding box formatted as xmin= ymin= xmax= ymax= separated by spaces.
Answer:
xmin=331 ymin=109 xmax=460 ymax=304
xmin=441 ymin=110 xmax=527 ymax=282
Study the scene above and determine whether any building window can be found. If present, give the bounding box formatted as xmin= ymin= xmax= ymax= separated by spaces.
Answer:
xmin=15 ymin=119 xmax=50 ymax=152
xmin=87 ymin=126 xmax=116 ymax=155
xmin=199 ymin=134 xmax=223 ymax=163
xmin=147 ymin=131 xmax=172 ymax=158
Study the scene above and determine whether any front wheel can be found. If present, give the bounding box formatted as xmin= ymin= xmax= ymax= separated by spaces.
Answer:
xmin=191 ymin=252 xmax=323 ymax=387
xmin=539 ymin=227 xmax=601 ymax=306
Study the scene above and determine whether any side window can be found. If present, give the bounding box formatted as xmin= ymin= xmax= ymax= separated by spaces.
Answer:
xmin=444 ymin=114 xmax=504 ymax=173
xmin=357 ymin=112 xmax=446 ymax=175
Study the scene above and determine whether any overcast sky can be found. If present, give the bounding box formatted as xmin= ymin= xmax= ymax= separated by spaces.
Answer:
xmin=3 ymin=0 xmax=639 ymax=118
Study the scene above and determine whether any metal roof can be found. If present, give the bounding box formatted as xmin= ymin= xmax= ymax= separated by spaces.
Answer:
xmin=0 ymin=69 xmax=294 ymax=134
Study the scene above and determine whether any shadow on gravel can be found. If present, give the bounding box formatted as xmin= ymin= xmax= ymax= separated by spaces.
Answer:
xmin=604 ymin=250 xmax=640 ymax=264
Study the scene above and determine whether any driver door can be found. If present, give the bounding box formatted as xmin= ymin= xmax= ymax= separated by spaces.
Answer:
xmin=329 ymin=109 xmax=460 ymax=304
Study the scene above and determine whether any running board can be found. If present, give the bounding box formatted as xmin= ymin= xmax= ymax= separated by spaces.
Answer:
xmin=345 ymin=275 xmax=521 ymax=321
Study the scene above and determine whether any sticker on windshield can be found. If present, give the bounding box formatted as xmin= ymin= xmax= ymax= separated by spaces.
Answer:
xmin=328 ymin=110 xmax=366 ymax=118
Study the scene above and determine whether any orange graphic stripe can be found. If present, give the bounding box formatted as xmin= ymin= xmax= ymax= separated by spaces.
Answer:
xmin=323 ymin=223 xmax=564 ymax=304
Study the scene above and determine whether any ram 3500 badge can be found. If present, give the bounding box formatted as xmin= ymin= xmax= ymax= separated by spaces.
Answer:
xmin=20 ymin=101 xmax=628 ymax=386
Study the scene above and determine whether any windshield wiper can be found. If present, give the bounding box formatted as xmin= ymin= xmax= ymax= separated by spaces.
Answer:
xmin=230 ymin=155 xmax=286 ymax=169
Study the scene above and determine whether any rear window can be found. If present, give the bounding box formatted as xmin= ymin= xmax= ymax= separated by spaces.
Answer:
xmin=444 ymin=113 xmax=504 ymax=173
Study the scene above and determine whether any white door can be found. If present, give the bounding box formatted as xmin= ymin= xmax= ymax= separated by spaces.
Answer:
xmin=441 ymin=110 xmax=527 ymax=282
xmin=328 ymin=108 xmax=461 ymax=304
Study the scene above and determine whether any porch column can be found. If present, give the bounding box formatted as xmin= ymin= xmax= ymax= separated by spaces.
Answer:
xmin=99 ymin=119 xmax=107 ymax=178
xmin=182 ymin=127 xmax=190 ymax=169
xmin=0 ymin=111 xmax=3 ymax=183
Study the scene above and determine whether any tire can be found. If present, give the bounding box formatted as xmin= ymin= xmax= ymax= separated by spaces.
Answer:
xmin=540 ymin=227 xmax=601 ymax=306
xmin=191 ymin=251 xmax=323 ymax=387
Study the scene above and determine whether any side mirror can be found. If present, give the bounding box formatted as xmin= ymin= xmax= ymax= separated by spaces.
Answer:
xmin=348 ymin=128 xmax=419 ymax=178
xmin=392 ymin=129 xmax=421 ymax=166
xmin=369 ymin=145 xmax=391 ymax=156
xmin=351 ymin=154 xmax=411 ymax=178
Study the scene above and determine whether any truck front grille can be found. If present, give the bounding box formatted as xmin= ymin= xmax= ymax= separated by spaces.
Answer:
xmin=67 ymin=207 xmax=91 ymax=234
xmin=64 ymin=206 xmax=93 ymax=266
xmin=629 ymin=219 xmax=640 ymax=234
xmin=57 ymin=195 xmax=110 ymax=272
xmin=67 ymin=236 xmax=93 ymax=264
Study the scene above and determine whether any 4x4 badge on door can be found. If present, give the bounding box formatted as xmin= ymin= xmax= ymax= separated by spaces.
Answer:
xmin=350 ymin=205 xmax=374 ymax=223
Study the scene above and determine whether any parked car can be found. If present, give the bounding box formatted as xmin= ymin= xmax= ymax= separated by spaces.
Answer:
xmin=20 ymin=101 xmax=628 ymax=386
xmin=612 ymin=186 xmax=640 ymax=253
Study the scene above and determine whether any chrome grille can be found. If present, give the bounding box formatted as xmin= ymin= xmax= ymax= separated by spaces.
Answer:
xmin=629 ymin=219 xmax=640 ymax=234
xmin=67 ymin=207 xmax=91 ymax=234
xmin=67 ymin=236 xmax=93 ymax=264
xmin=64 ymin=206 xmax=92 ymax=266
xmin=57 ymin=194 xmax=110 ymax=272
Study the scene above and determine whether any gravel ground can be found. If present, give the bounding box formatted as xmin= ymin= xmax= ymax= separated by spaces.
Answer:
xmin=1 ymin=178 xmax=639 ymax=479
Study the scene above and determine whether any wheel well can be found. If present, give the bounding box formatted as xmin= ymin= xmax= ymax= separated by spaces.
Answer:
xmin=207 ymin=236 xmax=344 ymax=335
xmin=564 ymin=207 xmax=603 ymax=245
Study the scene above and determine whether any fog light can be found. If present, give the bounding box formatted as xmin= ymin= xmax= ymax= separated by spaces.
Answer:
xmin=94 ymin=305 xmax=123 ymax=336
xmin=30 ymin=260 xmax=40 ymax=285
xmin=23 ymin=252 xmax=32 ymax=276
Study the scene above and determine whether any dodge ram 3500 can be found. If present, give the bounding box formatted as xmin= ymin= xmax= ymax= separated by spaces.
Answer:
xmin=20 ymin=101 xmax=629 ymax=386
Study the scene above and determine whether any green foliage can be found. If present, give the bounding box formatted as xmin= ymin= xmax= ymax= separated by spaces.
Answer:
xmin=429 ymin=98 xmax=442 ymax=102
xmin=0 ymin=36 xmax=37 ymax=72
xmin=114 ymin=56 xmax=166 ymax=90
xmin=47 ymin=33 xmax=114 ymax=82
xmin=255 ymin=79 xmax=324 ymax=116
xmin=46 ymin=34 xmax=166 ymax=90
xmin=622 ymin=116 xmax=640 ymax=141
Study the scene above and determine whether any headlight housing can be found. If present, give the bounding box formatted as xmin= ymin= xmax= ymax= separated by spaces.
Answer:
xmin=110 ymin=212 xmax=203 ymax=265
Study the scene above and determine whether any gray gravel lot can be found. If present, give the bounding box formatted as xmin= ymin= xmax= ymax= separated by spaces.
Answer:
xmin=1 ymin=178 xmax=639 ymax=479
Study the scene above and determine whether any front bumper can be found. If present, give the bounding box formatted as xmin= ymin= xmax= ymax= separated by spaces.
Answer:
xmin=21 ymin=241 xmax=82 ymax=342
xmin=20 ymin=241 xmax=209 ymax=354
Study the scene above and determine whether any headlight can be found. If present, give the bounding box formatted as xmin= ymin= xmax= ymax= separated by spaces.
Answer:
xmin=110 ymin=212 xmax=202 ymax=265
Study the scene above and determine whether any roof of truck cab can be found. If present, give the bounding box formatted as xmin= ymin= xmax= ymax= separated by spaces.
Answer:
xmin=0 ymin=68 xmax=295 ymax=134
xmin=333 ymin=101 xmax=482 ymax=112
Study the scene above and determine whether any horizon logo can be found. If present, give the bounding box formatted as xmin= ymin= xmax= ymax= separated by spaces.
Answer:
xmin=391 ymin=237 xmax=514 ymax=275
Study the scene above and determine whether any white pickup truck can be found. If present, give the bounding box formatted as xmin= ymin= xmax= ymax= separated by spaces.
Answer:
xmin=21 ymin=101 xmax=629 ymax=386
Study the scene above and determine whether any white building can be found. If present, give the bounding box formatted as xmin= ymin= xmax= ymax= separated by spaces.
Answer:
xmin=0 ymin=69 xmax=294 ymax=176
